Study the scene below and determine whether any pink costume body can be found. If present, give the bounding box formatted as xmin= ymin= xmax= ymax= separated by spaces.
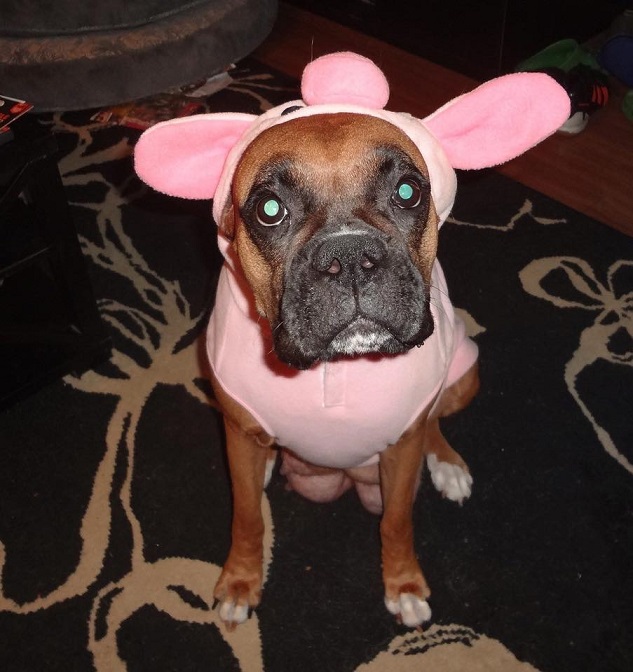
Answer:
xmin=207 ymin=257 xmax=478 ymax=470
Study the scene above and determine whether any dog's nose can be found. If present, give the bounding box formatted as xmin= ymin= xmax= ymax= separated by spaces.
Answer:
xmin=312 ymin=232 xmax=387 ymax=276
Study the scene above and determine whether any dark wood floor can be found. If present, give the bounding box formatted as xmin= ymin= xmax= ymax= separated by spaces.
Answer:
xmin=254 ymin=3 xmax=633 ymax=237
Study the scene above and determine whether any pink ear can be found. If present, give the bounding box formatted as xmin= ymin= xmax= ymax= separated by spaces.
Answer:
xmin=134 ymin=113 xmax=255 ymax=199
xmin=423 ymin=73 xmax=570 ymax=170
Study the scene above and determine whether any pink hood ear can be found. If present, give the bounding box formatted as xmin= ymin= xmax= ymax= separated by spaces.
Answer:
xmin=134 ymin=113 xmax=255 ymax=199
xmin=423 ymin=72 xmax=570 ymax=170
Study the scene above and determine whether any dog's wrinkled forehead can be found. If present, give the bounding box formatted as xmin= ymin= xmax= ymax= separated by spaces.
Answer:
xmin=232 ymin=113 xmax=430 ymax=206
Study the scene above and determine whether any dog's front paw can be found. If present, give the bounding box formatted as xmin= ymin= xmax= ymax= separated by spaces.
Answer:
xmin=214 ymin=567 xmax=262 ymax=630
xmin=427 ymin=453 xmax=473 ymax=504
xmin=385 ymin=593 xmax=432 ymax=628
xmin=383 ymin=566 xmax=432 ymax=629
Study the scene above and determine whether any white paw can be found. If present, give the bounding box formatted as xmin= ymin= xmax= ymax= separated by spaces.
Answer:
xmin=218 ymin=598 xmax=249 ymax=627
xmin=385 ymin=593 xmax=432 ymax=628
xmin=427 ymin=454 xmax=473 ymax=504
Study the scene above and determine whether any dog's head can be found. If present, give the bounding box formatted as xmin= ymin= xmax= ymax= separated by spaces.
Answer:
xmin=135 ymin=52 xmax=569 ymax=369
xmin=223 ymin=112 xmax=439 ymax=368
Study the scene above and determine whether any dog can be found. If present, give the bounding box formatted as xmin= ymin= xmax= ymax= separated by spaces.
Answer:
xmin=134 ymin=52 xmax=569 ymax=629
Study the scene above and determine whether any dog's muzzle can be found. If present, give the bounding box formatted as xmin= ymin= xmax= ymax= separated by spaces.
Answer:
xmin=272 ymin=226 xmax=434 ymax=369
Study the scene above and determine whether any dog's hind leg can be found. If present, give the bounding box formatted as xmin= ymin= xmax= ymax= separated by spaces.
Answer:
xmin=424 ymin=363 xmax=479 ymax=504
xmin=425 ymin=423 xmax=473 ymax=504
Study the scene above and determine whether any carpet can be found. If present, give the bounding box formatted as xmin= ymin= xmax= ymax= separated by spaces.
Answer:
xmin=1 ymin=58 xmax=632 ymax=672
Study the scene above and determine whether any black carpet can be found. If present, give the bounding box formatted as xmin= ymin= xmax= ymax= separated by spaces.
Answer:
xmin=1 ymin=58 xmax=632 ymax=672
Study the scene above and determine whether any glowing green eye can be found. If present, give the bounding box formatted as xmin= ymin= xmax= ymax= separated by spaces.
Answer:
xmin=398 ymin=182 xmax=414 ymax=201
xmin=263 ymin=199 xmax=280 ymax=218
xmin=256 ymin=196 xmax=287 ymax=226
xmin=392 ymin=178 xmax=423 ymax=209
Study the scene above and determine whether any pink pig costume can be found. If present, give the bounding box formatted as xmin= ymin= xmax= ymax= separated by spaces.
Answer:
xmin=135 ymin=52 xmax=569 ymax=504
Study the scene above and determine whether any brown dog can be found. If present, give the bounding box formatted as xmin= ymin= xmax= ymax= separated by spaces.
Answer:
xmin=210 ymin=112 xmax=478 ymax=629
xmin=133 ymin=51 xmax=569 ymax=630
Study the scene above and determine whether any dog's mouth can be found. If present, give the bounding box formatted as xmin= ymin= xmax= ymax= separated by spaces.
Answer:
xmin=272 ymin=309 xmax=434 ymax=370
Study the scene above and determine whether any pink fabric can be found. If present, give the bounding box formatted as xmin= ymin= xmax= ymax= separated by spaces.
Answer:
xmin=207 ymin=259 xmax=478 ymax=470
xmin=424 ymin=72 xmax=571 ymax=169
xmin=134 ymin=113 xmax=254 ymax=200
xmin=301 ymin=51 xmax=390 ymax=109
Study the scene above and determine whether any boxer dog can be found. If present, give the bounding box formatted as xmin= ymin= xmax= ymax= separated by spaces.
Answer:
xmin=135 ymin=52 xmax=569 ymax=629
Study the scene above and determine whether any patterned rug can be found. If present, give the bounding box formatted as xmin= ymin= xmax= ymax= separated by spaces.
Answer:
xmin=1 ymin=59 xmax=632 ymax=672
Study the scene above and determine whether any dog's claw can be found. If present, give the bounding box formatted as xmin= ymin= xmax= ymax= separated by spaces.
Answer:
xmin=385 ymin=593 xmax=432 ymax=628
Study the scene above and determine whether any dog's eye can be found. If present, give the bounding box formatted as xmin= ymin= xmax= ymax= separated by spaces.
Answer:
xmin=392 ymin=178 xmax=423 ymax=209
xmin=256 ymin=196 xmax=287 ymax=227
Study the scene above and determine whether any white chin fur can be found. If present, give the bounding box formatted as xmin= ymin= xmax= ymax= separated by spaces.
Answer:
xmin=329 ymin=323 xmax=391 ymax=355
